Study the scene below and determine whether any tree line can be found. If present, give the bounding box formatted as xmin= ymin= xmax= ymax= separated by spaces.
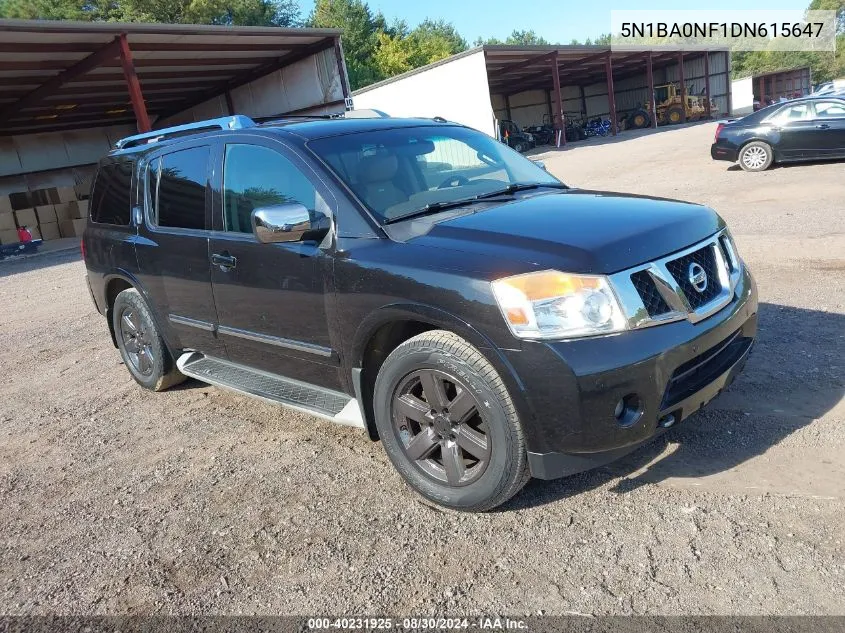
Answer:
xmin=0 ymin=0 xmax=841 ymax=91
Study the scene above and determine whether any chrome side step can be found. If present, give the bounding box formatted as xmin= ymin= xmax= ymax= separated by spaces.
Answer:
xmin=176 ymin=352 xmax=364 ymax=428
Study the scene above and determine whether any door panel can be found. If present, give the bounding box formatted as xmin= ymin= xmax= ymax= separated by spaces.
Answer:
xmin=811 ymin=100 xmax=845 ymax=155
xmin=209 ymin=139 xmax=340 ymax=389
xmin=768 ymin=102 xmax=815 ymax=158
xmin=135 ymin=143 xmax=224 ymax=356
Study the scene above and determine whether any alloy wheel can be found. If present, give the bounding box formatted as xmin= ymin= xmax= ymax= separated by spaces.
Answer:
xmin=391 ymin=369 xmax=491 ymax=487
xmin=118 ymin=308 xmax=155 ymax=376
xmin=742 ymin=146 xmax=768 ymax=170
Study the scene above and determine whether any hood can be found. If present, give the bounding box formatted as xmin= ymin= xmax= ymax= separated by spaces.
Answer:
xmin=391 ymin=190 xmax=724 ymax=274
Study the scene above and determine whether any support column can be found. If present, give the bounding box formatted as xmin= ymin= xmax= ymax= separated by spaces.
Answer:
xmin=224 ymin=91 xmax=235 ymax=115
xmin=646 ymin=51 xmax=656 ymax=129
xmin=117 ymin=33 xmax=150 ymax=133
xmin=605 ymin=54 xmax=617 ymax=135
xmin=758 ymin=75 xmax=765 ymax=104
xmin=677 ymin=52 xmax=686 ymax=123
xmin=703 ymin=51 xmax=711 ymax=119
xmin=579 ymin=85 xmax=587 ymax=119
xmin=551 ymin=51 xmax=565 ymax=147
xmin=504 ymin=94 xmax=512 ymax=121
xmin=725 ymin=52 xmax=733 ymax=116
xmin=334 ymin=37 xmax=350 ymax=100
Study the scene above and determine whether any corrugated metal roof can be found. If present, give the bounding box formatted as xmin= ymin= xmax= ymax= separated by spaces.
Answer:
xmin=0 ymin=19 xmax=342 ymax=135
xmin=354 ymin=44 xmax=729 ymax=96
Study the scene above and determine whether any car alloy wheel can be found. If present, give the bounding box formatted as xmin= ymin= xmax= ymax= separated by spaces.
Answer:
xmin=391 ymin=368 xmax=491 ymax=487
xmin=742 ymin=145 xmax=768 ymax=170
xmin=118 ymin=307 xmax=155 ymax=376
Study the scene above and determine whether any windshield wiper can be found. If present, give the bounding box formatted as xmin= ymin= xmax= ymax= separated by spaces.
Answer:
xmin=474 ymin=181 xmax=568 ymax=200
xmin=382 ymin=182 xmax=568 ymax=225
xmin=383 ymin=196 xmax=487 ymax=224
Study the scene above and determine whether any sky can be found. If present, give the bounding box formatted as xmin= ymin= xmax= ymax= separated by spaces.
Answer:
xmin=295 ymin=0 xmax=811 ymax=44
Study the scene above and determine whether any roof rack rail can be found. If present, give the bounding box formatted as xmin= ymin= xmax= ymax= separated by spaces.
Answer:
xmin=115 ymin=115 xmax=256 ymax=149
xmin=254 ymin=113 xmax=342 ymax=124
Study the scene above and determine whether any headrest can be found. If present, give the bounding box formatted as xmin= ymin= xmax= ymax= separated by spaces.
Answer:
xmin=357 ymin=154 xmax=398 ymax=184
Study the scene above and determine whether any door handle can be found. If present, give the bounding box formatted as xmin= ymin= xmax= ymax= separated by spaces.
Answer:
xmin=816 ymin=123 xmax=830 ymax=129
xmin=211 ymin=252 xmax=237 ymax=270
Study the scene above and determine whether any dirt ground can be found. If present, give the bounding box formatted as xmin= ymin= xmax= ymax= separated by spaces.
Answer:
xmin=1 ymin=122 xmax=843 ymax=616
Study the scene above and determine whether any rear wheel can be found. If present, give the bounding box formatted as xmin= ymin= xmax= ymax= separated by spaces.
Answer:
xmin=113 ymin=288 xmax=185 ymax=391
xmin=738 ymin=141 xmax=774 ymax=172
xmin=512 ymin=141 xmax=526 ymax=153
xmin=373 ymin=330 xmax=530 ymax=512
xmin=629 ymin=110 xmax=650 ymax=129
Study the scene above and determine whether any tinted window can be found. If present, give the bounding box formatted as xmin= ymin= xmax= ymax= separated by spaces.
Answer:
xmin=150 ymin=146 xmax=209 ymax=230
xmin=222 ymin=144 xmax=317 ymax=233
xmin=814 ymin=101 xmax=845 ymax=118
xmin=91 ymin=161 xmax=133 ymax=225
xmin=770 ymin=103 xmax=812 ymax=122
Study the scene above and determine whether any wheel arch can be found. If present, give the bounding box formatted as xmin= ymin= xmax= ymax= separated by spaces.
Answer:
xmin=737 ymin=138 xmax=777 ymax=166
xmin=102 ymin=272 xmax=168 ymax=351
xmin=351 ymin=304 xmax=533 ymax=442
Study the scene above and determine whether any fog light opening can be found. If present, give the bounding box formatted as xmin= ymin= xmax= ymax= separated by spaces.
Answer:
xmin=659 ymin=414 xmax=676 ymax=428
xmin=615 ymin=394 xmax=642 ymax=427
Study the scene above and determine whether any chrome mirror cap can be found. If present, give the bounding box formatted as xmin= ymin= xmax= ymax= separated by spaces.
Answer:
xmin=252 ymin=204 xmax=311 ymax=244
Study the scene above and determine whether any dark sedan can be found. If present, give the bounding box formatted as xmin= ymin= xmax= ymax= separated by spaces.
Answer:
xmin=711 ymin=95 xmax=845 ymax=171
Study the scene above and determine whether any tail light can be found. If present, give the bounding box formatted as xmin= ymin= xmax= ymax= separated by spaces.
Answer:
xmin=80 ymin=236 xmax=86 ymax=261
xmin=714 ymin=123 xmax=724 ymax=142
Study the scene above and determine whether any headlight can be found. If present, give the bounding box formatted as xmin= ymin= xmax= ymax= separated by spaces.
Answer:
xmin=491 ymin=270 xmax=628 ymax=340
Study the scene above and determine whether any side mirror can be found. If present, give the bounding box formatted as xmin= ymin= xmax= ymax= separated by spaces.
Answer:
xmin=532 ymin=160 xmax=547 ymax=171
xmin=252 ymin=204 xmax=311 ymax=244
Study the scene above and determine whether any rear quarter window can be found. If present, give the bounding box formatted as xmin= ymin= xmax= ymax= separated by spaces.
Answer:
xmin=90 ymin=161 xmax=133 ymax=225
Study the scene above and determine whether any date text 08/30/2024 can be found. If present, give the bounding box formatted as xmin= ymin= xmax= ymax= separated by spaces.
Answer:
xmin=307 ymin=617 xmax=529 ymax=630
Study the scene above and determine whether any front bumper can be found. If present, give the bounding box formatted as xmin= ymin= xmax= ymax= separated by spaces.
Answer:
xmin=504 ymin=267 xmax=757 ymax=480
xmin=711 ymin=143 xmax=738 ymax=162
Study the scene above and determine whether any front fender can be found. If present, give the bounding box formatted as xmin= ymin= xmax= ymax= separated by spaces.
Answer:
xmin=350 ymin=302 xmax=539 ymax=441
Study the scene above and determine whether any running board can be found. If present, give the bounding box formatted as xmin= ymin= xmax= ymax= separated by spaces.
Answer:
xmin=176 ymin=352 xmax=364 ymax=428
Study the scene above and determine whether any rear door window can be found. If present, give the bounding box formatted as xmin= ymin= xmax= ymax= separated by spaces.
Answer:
xmin=90 ymin=162 xmax=133 ymax=225
xmin=148 ymin=146 xmax=210 ymax=230
xmin=769 ymin=103 xmax=812 ymax=122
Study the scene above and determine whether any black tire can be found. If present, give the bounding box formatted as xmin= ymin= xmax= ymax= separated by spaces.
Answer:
xmin=629 ymin=110 xmax=650 ymax=129
xmin=373 ymin=330 xmax=530 ymax=512
xmin=666 ymin=106 xmax=684 ymax=124
xmin=513 ymin=141 xmax=526 ymax=153
xmin=738 ymin=141 xmax=774 ymax=172
xmin=112 ymin=288 xmax=185 ymax=392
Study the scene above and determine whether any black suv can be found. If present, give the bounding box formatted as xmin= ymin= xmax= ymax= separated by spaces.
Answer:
xmin=83 ymin=114 xmax=757 ymax=511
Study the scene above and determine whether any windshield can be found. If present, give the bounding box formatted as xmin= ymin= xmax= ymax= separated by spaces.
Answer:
xmin=308 ymin=125 xmax=562 ymax=222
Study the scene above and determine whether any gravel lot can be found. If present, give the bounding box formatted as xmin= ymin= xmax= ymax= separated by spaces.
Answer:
xmin=1 ymin=122 xmax=843 ymax=616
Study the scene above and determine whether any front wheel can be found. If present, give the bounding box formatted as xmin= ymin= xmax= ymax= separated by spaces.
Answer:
xmin=373 ymin=330 xmax=530 ymax=512
xmin=113 ymin=288 xmax=185 ymax=391
xmin=738 ymin=141 xmax=774 ymax=172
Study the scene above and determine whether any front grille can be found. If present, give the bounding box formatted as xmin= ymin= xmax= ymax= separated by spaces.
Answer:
xmin=665 ymin=245 xmax=721 ymax=309
xmin=630 ymin=270 xmax=671 ymax=316
xmin=661 ymin=329 xmax=752 ymax=409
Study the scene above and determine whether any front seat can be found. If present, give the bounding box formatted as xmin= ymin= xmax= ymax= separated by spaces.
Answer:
xmin=356 ymin=154 xmax=407 ymax=214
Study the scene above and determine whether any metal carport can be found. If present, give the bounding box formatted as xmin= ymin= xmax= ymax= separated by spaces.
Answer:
xmin=0 ymin=19 xmax=350 ymax=245
xmin=353 ymin=45 xmax=731 ymax=146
